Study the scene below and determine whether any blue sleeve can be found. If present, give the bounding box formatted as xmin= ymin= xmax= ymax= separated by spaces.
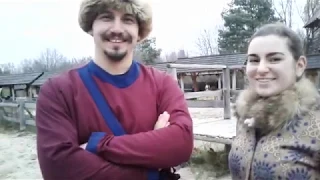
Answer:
xmin=85 ymin=132 xmax=107 ymax=154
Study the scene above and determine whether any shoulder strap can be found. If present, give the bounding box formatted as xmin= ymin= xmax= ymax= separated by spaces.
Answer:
xmin=78 ymin=67 xmax=126 ymax=136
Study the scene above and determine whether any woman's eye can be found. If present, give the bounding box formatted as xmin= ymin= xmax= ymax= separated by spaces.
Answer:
xmin=249 ymin=59 xmax=259 ymax=63
xmin=270 ymin=57 xmax=281 ymax=62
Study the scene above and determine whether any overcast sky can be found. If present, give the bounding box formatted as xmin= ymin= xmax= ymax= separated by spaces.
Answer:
xmin=0 ymin=0 xmax=305 ymax=65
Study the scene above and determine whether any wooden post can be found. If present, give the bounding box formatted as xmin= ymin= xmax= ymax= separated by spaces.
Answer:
xmin=218 ymin=75 xmax=222 ymax=89
xmin=179 ymin=76 xmax=185 ymax=92
xmin=223 ymin=67 xmax=231 ymax=119
xmin=18 ymin=100 xmax=26 ymax=130
xmin=11 ymin=87 xmax=15 ymax=101
xmin=167 ymin=67 xmax=178 ymax=81
xmin=232 ymin=70 xmax=237 ymax=90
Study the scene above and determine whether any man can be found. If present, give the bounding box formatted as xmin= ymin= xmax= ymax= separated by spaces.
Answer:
xmin=35 ymin=0 xmax=193 ymax=179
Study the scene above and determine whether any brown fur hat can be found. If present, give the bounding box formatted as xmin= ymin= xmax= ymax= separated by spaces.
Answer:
xmin=78 ymin=0 xmax=152 ymax=42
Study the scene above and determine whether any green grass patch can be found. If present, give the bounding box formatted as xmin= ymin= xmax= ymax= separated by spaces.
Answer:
xmin=187 ymin=144 xmax=230 ymax=179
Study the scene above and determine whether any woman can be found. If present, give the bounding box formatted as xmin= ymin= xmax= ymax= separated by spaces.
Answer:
xmin=229 ymin=23 xmax=320 ymax=179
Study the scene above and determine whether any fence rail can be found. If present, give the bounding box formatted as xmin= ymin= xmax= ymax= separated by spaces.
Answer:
xmin=0 ymin=101 xmax=36 ymax=130
xmin=0 ymin=90 xmax=240 ymax=130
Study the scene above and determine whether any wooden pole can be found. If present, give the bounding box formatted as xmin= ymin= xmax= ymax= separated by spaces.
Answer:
xmin=223 ymin=67 xmax=231 ymax=119
xmin=18 ymin=100 xmax=26 ymax=130
xmin=179 ymin=76 xmax=185 ymax=92
xmin=167 ymin=67 xmax=178 ymax=81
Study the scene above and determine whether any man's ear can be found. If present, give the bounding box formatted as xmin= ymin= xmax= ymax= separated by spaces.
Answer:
xmin=296 ymin=56 xmax=307 ymax=77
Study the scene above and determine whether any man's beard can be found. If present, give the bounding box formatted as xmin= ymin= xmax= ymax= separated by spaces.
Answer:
xmin=101 ymin=30 xmax=132 ymax=62
xmin=103 ymin=49 xmax=127 ymax=62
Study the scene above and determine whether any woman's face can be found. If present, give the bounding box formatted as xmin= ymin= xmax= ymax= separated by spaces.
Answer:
xmin=246 ymin=35 xmax=306 ymax=97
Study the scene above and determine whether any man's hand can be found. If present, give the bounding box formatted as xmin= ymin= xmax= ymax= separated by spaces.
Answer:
xmin=154 ymin=111 xmax=170 ymax=130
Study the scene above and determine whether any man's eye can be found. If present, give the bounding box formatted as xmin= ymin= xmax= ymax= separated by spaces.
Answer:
xmin=124 ymin=18 xmax=134 ymax=23
xmin=101 ymin=16 xmax=112 ymax=20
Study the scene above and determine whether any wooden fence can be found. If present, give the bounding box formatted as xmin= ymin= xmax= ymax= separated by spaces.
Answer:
xmin=167 ymin=63 xmax=238 ymax=150
xmin=167 ymin=63 xmax=237 ymax=119
xmin=0 ymin=100 xmax=36 ymax=130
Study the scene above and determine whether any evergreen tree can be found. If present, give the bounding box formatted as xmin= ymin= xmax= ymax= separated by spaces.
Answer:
xmin=218 ymin=0 xmax=279 ymax=54
xmin=134 ymin=37 xmax=162 ymax=64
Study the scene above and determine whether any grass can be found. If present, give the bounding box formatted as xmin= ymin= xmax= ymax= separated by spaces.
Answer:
xmin=0 ymin=118 xmax=36 ymax=133
xmin=187 ymin=143 xmax=230 ymax=179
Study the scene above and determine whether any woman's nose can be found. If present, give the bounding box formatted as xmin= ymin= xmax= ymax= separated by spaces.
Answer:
xmin=256 ymin=61 xmax=269 ymax=74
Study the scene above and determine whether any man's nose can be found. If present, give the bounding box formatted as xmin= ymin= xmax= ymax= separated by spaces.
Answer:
xmin=110 ymin=19 xmax=124 ymax=33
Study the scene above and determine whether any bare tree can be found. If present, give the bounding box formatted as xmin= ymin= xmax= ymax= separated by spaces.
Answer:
xmin=0 ymin=63 xmax=16 ymax=74
xmin=195 ymin=29 xmax=218 ymax=56
xmin=36 ymin=48 xmax=67 ymax=71
xmin=296 ymin=28 xmax=308 ymax=52
xmin=272 ymin=0 xmax=294 ymax=28
xmin=69 ymin=56 xmax=91 ymax=66
xmin=177 ymin=49 xmax=188 ymax=58
xmin=163 ymin=52 xmax=178 ymax=62
xmin=294 ymin=0 xmax=320 ymax=23
xmin=161 ymin=49 xmax=189 ymax=62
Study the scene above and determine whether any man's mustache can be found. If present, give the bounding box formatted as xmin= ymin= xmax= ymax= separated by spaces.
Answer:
xmin=101 ymin=31 xmax=133 ymax=43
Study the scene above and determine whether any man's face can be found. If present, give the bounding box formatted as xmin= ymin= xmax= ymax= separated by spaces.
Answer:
xmin=91 ymin=9 xmax=140 ymax=62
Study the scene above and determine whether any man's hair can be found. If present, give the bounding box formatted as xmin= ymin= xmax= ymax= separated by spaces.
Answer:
xmin=78 ymin=0 xmax=152 ymax=42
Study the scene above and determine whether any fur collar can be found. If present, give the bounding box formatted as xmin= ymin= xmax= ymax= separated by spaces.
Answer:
xmin=233 ymin=77 xmax=320 ymax=135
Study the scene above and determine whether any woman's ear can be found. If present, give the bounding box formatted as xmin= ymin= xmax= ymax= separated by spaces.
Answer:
xmin=296 ymin=56 xmax=307 ymax=77
xmin=88 ymin=30 xmax=93 ymax=36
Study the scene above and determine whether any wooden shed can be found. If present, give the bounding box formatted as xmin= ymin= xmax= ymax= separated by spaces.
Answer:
xmin=304 ymin=7 xmax=320 ymax=54
xmin=0 ymin=72 xmax=43 ymax=101
xmin=30 ymin=71 xmax=60 ymax=97
xmin=151 ymin=53 xmax=246 ymax=92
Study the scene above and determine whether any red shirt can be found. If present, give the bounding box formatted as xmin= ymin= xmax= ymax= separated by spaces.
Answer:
xmin=36 ymin=60 xmax=193 ymax=180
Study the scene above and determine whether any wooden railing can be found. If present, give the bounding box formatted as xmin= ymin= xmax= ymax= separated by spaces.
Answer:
xmin=0 ymin=100 xmax=36 ymax=130
xmin=167 ymin=63 xmax=232 ymax=119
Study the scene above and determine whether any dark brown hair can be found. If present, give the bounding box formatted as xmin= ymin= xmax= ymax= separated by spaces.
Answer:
xmin=249 ymin=22 xmax=304 ymax=61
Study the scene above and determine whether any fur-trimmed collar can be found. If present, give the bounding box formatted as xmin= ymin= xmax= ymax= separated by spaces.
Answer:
xmin=233 ymin=77 xmax=320 ymax=135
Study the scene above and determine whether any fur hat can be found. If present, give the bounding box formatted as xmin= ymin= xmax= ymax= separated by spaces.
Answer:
xmin=78 ymin=0 xmax=152 ymax=42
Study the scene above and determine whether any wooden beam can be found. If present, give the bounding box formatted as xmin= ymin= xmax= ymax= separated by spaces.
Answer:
xmin=184 ymin=90 xmax=222 ymax=99
xmin=186 ymin=100 xmax=223 ymax=108
xmin=167 ymin=63 xmax=227 ymax=69
xmin=0 ymin=102 xmax=19 ymax=108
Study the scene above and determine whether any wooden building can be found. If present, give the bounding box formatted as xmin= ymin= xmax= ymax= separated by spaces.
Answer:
xmin=304 ymin=7 xmax=320 ymax=88
xmin=304 ymin=7 xmax=320 ymax=54
xmin=151 ymin=53 xmax=246 ymax=92
xmin=0 ymin=72 xmax=43 ymax=101
xmin=30 ymin=71 xmax=60 ymax=97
